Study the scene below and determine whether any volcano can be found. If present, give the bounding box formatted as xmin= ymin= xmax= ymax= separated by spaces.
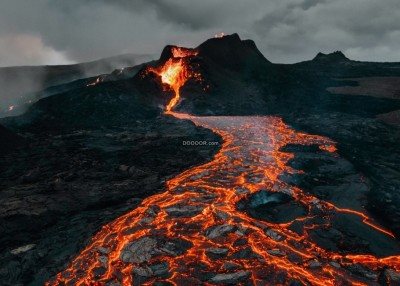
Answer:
xmin=1 ymin=34 xmax=400 ymax=285
xmin=5 ymin=33 xmax=400 ymax=129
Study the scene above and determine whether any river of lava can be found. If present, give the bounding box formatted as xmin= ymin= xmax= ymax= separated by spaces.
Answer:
xmin=47 ymin=112 xmax=400 ymax=285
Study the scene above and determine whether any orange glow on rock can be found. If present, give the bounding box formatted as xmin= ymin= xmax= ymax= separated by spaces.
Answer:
xmin=47 ymin=113 xmax=400 ymax=286
xmin=150 ymin=58 xmax=188 ymax=112
xmin=147 ymin=47 xmax=198 ymax=112
xmin=319 ymin=144 xmax=337 ymax=153
xmin=171 ymin=47 xmax=198 ymax=58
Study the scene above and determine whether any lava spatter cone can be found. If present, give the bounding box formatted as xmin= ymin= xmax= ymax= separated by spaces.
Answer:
xmin=146 ymin=46 xmax=199 ymax=113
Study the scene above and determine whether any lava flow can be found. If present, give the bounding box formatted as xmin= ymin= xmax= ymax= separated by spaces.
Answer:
xmin=147 ymin=47 xmax=199 ymax=112
xmin=47 ymin=49 xmax=400 ymax=286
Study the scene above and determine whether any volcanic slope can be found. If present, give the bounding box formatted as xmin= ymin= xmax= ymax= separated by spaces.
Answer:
xmin=0 ymin=54 xmax=154 ymax=117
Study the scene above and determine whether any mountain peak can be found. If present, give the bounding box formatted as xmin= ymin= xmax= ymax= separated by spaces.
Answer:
xmin=155 ymin=33 xmax=270 ymax=74
xmin=196 ymin=33 xmax=270 ymax=70
xmin=159 ymin=45 xmax=197 ymax=62
xmin=312 ymin=51 xmax=350 ymax=63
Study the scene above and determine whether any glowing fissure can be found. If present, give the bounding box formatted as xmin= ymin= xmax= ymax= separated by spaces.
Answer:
xmin=46 ymin=49 xmax=400 ymax=286
xmin=153 ymin=58 xmax=186 ymax=112
xmin=147 ymin=47 xmax=198 ymax=112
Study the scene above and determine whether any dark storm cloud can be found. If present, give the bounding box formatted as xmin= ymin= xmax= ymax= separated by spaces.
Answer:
xmin=0 ymin=0 xmax=399 ymax=66
xmin=298 ymin=0 xmax=327 ymax=10
xmin=89 ymin=0 xmax=222 ymax=30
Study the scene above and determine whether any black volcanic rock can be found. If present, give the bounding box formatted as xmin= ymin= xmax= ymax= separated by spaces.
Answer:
xmin=176 ymin=34 xmax=400 ymax=116
xmin=197 ymin=33 xmax=270 ymax=71
xmin=0 ymin=54 xmax=154 ymax=118
xmin=289 ymin=113 xmax=400 ymax=238
xmin=0 ymin=114 xmax=220 ymax=285
xmin=159 ymin=45 xmax=177 ymax=62
xmin=2 ymin=79 xmax=161 ymax=132
xmin=158 ymin=45 xmax=195 ymax=62
xmin=312 ymin=51 xmax=350 ymax=63
xmin=173 ymin=34 xmax=278 ymax=115
xmin=1 ymin=57 xmax=171 ymax=132
xmin=0 ymin=124 xmax=23 ymax=154
xmin=239 ymin=190 xmax=306 ymax=223
xmin=133 ymin=69 xmax=173 ymax=106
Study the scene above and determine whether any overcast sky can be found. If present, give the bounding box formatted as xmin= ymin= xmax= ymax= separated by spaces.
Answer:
xmin=1 ymin=0 xmax=399 ymax=67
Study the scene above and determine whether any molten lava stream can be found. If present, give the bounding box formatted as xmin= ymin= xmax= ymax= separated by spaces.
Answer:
xmin=46 ymin=48 xmax=400 ymax=286
xmin=46 ymin=114 xmax=400 ymax=286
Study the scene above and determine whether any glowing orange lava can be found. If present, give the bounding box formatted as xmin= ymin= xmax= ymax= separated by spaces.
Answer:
xmin=171 ymin=47 xmax=198 ymax=58
xmin=47 ymin=112 xmax=400 ymax=286
xmin=147 ymin=47 xmax=198 ymax=112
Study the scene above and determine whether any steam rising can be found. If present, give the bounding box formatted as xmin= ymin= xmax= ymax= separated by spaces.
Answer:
xmin=0 ymin=54 xmax=154 ymax=118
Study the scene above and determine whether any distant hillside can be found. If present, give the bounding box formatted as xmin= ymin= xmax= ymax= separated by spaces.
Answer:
xmin=174 ymin=34 xmax=400 ymax=116
xmin=0 ymin=53 xmax=154 ymax=116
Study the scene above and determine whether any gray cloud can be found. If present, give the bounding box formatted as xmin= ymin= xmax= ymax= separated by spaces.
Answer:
xmin=89 ymin=0 xmax=224 ymax=30
xmin=0 ymin=0 xmax=399 ymax=66
xmin=253 ymin=0 xmax=400 ymax=62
